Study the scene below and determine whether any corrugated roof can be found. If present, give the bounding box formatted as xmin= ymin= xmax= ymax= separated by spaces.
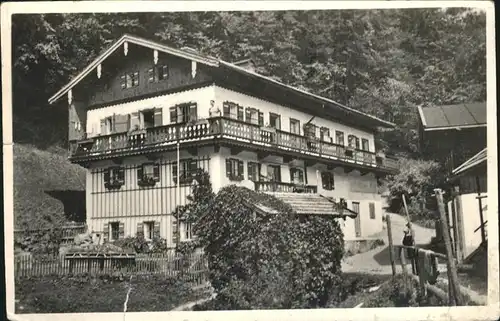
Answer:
xmin=418 ymin=102 xmax=486 ymax=131
xmin=257 ymin=192 xmax=357 ymax=217
xmin=451 ymin=148 xmax=487 ymax=177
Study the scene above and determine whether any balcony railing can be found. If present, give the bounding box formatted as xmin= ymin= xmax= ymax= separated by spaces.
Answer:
xmin=255 ymin=181 xmax=318 ymax=193
xmin=72 ymin=117 xmax=398 ymax=172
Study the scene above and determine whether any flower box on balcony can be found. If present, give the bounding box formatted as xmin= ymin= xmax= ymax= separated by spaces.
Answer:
xmin=104 ymin=180 xmax=124 ymax=190
xmin=138 ymin=176 xmax=158 ymax=187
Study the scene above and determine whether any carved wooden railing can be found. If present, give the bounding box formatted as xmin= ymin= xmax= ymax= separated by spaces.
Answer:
xmin=254 ymin=181 xmax=318 ymax=193
xmin=72 ymin=117 xmax=398 ymax=172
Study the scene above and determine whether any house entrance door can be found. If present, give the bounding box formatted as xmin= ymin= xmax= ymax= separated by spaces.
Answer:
xmin=353 ymin=202 xmax=361 ymax=237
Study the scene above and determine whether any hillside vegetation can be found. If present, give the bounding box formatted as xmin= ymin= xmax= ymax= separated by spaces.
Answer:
xmin=13 ymin=144 xmax=86 ymax=230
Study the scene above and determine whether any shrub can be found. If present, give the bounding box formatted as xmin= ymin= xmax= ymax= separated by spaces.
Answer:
xmin=386 ymin=157 xmax=445 ymax=222
xmin=184 ymin=179 xmax=344 ymax=309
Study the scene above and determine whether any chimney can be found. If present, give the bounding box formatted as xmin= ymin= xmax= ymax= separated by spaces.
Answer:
xmin=232 ymin=58 xmax=256 ymax=73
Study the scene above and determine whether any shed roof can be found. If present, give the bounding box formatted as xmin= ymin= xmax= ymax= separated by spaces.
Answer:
xmin=418 ymin=102 xmax=486 ymax=131
xmin=451 ymin=148 xmax=487 ymax=177
xmin=249 ymin=192 xmax=357 ymax=218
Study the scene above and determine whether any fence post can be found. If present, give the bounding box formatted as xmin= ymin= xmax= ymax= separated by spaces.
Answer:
xmin=400 ymin=248 xmax=408 ymax=292
xmin=386 ymin=214 xmax=396 ymax=277
xmin=434 ymin=188 xmax=462 ymax=306
xmin=415 ymin=249 xmax=427 ymax=300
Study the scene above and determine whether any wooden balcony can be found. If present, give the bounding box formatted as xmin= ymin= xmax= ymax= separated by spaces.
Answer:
xmin=255 ymin=181 xmax=318 ymax=193
xmin=70 ymin=117 xmax=398 ymax=174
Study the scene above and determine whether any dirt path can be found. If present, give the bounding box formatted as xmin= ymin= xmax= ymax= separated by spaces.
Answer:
xmin=342 ymin=212 xmax=436 ymax=275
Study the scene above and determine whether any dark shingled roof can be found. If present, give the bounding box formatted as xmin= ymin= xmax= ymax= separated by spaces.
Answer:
xmin=418 ymin=102 xmax=486 ymax=130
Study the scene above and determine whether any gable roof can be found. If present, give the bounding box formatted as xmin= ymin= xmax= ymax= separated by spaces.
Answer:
xmin=418 ymin=102 xmax=486 ymax=131
xmin=48 ymin=34 xmax=394 ymax=128
xmin=451 ymin=148 xmax=487 ymax=177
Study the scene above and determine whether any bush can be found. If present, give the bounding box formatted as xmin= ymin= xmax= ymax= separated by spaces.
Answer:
xmin=185 ymin=180 xmax=344 ymax=309
xmin=386 ymin=158 xmax=445 ymax=222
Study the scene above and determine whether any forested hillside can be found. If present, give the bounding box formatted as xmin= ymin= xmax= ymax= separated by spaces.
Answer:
xmin=12 ymin=9 xmax=486 ymax=156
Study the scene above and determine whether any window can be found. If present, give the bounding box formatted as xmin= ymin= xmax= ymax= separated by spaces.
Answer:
xmin=290 ymin=168 xmax=304 ymax=185
xmin=304 ymin=123 xmax=317 ymax=138
xmin=173 ymin=159 xmax=198 ymax=185
xmin=226 ymin=158 xmax=244 ymax=181
xmin=290 ymin=119 xmax=300 ymax=135
xmin=184 ymin=222 xmax=193 ymax=240
xmin=321 ymin=171 xmax=334 ymax=190
xmin=120 ymin=71 xmax=139 ymax=89
xmin=148 ymin=65 xmax=168 ymax=83
xmin=369 ymin=203 xmax=376 ymax=219
xmin=142 ymin=110 xmax=155 ymax=129
xmin=320 ymin=127 xmax=331 ymax=142
xmin=269 ymin=113 xmax=281 ymax=129
xmin=101 ymin=116 xmax=113 ymax=135
xmin=104 ymin=167 xmax=125 ymax=189
xmin=267 ymin=165 xmax=281 ymax=182
xmin=362 ymin=138 xmax=370 ymax=151
xmin=170 ymin=102 xmax=197 ymax=124
xmin=245 ymin=107 xmax=259 ymax=124
xmin=110 ymin=222 xmax=120 ymax=241
xmin=247 ymin=162 xmax=261 ymax=181
xmin=336 ymin=131 xmax=345 ymax=145
xmin=223 ymin=101 xmax=244 ymax=120
xmin=348 ymin=135 xmax=360 ymax=149
xmin=138 ymin=163 xmax=160 ymax=186
xmin=144 ymin=221 xmax=155 ymax=240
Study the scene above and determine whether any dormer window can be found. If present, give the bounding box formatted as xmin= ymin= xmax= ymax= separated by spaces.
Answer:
xmin=148 ymin=65 xmax=168 ymax=83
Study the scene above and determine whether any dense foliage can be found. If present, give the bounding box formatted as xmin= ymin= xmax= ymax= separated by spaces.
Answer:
xmin=386 ymin=158 xmax=444 ymax=221
xmin=13 ymin=9 xmax=486 ymax=156
xmin=182 ymin=177 xmax=345 ymax=309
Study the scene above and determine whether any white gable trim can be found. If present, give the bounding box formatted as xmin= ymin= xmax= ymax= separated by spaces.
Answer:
xmin=48 ymin=34 xmax=219 ymax=105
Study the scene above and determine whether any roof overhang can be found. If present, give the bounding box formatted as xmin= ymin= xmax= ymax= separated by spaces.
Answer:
xmin=448 ymin=148 xmax=487 ymax=181
xmin=422 ymin=124 xmax=487 ymax=132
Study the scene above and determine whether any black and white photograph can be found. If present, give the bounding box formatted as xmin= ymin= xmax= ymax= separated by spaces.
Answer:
xmin=1 ymin=1 xmax=498 ymax=320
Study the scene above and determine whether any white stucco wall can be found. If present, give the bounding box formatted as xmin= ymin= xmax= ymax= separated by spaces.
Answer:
xmin=86 ymin=85 xmax=215 ymax=136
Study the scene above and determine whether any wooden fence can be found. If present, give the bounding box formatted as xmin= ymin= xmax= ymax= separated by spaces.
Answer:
xmin=14 ymin=252 xmax=208 ymax=284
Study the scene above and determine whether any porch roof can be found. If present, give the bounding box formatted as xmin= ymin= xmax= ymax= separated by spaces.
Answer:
xmin=248 ymin=192 xmax=358 ymax=218
xmin=449 ymin=148 xmax=487 ymax=180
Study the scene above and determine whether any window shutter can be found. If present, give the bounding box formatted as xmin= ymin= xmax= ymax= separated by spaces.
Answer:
xmin=162 ymin=65 xmax=168 ymax=79
xmin=172 ymin=162 xmax=178 ymax=185
xmin=258 ymin=112 xmax=264 ymax=126
xmin=237 ymin=106 xmax=244 ymax=120
xmin=104 ymin=168 xmax=110 ymax=184
xmin=153 ymin=221 xmax=161 ymax=238
xmin=103 ymin=223 xmax=109 ymax=243
xmin=369 ymin=203 xmax=376 ymax=219
xmin=137 ymin=165 xmax=144 ymax=182
xmin=114 ymin=114 xmax=130 ymax=133
xmin=290 ymin=168 xmax=295 ymax=182
xmin=247 ymin=162 xmax=252 ymax=180
xmin=330 ymin=172 xmax=335 ymax=189
xmin=298 ymin=169 xmax=304 ymax=183
xmin=136 ymin=222 xmax=144 ymax=236
xmin=117 ymin=167 xmax=125 ymax=184
xmin=153 ymin=164 xmax=160 ymax=181
xmin=130 ymin=112 xmax=140 ymax=130
xmin=170 ymin=106 xmax=177 ymax=124
xmin=148 ymin=68 xmax=154 ymax=82
xmin=223 ymin=102 xmax=230 ymax=117
xmin=118 ymin=222 xmax=125 ymax=239
xmin=245 ymin=108 xmax=252 ymax=123
xmin=100 ymin=119 xmax=107 ymax=135
xmin=238 ymin=160 xmax=244 ymax=178
xmin=189 ymin=103 xmax=197 ymax=121
xmin=154 ymin=108 xmax=163 ymax=126
xmin=189 ymin=159 xmax=198 ymax=177
xmin=120 ymin=75 xmax=126 ymax=89
xmin=225 ymin=159 xmax=232 ymax=178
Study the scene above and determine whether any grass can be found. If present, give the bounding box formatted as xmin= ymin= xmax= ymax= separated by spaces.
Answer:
xmin=14 ymin=144 xmax=86 ymax=230
xmin=15 ymin=274 xmax=207 ymax=313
